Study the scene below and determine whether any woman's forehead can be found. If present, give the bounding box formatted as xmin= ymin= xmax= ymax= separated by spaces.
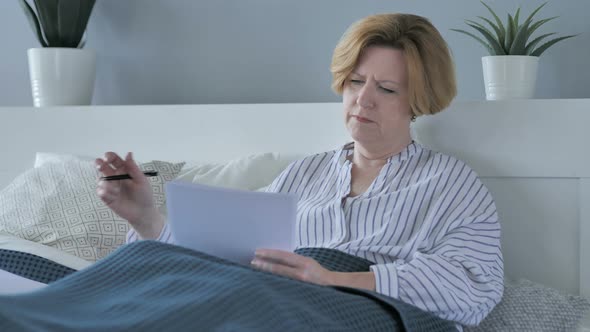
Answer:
xmin=354 ymin=46 xmax=408 ymax=84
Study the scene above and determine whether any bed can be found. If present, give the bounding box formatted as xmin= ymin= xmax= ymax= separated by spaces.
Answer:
xmin=0 ymin=100 xmax=589 ymax=331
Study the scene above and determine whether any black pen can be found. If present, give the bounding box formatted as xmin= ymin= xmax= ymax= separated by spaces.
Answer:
xmin=100 ymin=171 xmax=159 ymax=181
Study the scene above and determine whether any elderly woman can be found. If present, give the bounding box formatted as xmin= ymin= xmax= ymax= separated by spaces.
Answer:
xmin=0 ymin=13 xmax=502 ymax=332
xmin=96 ymin=13 xmax=503 ymax=329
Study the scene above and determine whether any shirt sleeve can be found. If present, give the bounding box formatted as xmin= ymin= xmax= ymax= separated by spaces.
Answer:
xmin=264 ymin=159 xmax=298 ymax=193
xmin=125 ymin=222 xmax=175 ymax=244
xmin=370 ymin=205 xmax=504 ymax=326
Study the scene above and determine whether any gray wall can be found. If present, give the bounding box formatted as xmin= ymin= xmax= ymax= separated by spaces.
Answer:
xmin=1 ymin=0 xmax=588 ymax=106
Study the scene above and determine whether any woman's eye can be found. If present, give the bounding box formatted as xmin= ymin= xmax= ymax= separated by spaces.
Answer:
xmin=350 ymin=79 xmax=364 ymax=85
xmin=380 ymin=87 xmax=395 ymax=94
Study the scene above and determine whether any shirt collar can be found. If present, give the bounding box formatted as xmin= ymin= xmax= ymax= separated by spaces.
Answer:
xmin=336 ymin=140 xmax=422 ymax=166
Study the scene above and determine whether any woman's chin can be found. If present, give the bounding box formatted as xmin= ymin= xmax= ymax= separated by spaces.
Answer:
xmin=348 ymin=131 xmax=380 ymax=146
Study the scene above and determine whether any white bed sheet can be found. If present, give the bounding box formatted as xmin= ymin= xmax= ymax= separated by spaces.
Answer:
xmin=0 ymin=269 xmax=46 ymax=295
xmin=0 ymin=233 xmax=92 ymax=270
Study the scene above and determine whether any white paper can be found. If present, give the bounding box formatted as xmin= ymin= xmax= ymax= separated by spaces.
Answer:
xmin=0 ymin=269 xmax=47 ymax=294
xmin=165 ymin=181 xmax=297 ymax=265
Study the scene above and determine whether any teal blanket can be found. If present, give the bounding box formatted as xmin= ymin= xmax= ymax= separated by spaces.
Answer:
xmin=0 ymin=241 xmax=456 ymax=331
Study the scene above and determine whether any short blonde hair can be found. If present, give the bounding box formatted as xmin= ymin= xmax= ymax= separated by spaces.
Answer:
xmin=330 ymin=13 xmax=457 ymax=116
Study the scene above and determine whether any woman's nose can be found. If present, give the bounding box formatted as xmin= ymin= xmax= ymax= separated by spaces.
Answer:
xmin=356 ymin=85 xmax=376 ymax=109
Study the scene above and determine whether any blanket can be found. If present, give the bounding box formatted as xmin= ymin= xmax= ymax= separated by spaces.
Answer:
xmin=0 ymin=241 xmax=457 ymax=331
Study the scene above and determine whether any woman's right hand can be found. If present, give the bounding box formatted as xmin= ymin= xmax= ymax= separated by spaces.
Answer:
xmin=95 ymin=151 xmax=165 ymax=239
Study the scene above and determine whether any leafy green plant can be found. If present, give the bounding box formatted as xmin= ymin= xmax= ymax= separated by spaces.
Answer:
xmin=451 ymin=1 xmax=577 ymax=56
xmin=19 ymin=0 xmax=96 ymax=48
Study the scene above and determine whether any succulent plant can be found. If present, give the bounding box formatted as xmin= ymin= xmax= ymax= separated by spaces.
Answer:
xmin=451 ymin=1 xmax=577 ymax=56
xmin=19 ymin=0 xmax=96 ymax=48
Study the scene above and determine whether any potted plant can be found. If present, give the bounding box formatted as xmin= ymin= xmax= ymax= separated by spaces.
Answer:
xmin=19 ymin=0 xmax=97 ymax=107
xmin=452 ymin=1 xmax=577 ymax=100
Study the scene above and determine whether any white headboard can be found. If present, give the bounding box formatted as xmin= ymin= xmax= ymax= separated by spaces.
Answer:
xmin=0 ymin=100 xmax=589 ymax=309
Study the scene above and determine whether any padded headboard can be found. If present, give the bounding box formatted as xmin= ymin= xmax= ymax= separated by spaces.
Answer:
xmin=0 ymin=100 xmax=589 ymax=307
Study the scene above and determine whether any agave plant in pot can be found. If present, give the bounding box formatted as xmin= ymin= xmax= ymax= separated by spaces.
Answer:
xmin=452 ymin=1 xmax=577 ymax=100
xmin=19 ymin=0 xmax=96 ymax=107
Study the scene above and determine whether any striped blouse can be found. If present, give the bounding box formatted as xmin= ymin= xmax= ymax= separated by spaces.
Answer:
xmin=127 ymin=142 xmax=503 ymax=327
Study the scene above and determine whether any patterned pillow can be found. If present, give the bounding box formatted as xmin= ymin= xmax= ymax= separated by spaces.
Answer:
xmin=0 ymin=160 xmax=185 ymax=262
xmin=465 ymin=278 xmax=590 ymax=332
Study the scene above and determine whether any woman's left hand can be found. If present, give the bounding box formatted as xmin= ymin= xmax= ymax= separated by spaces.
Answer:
xmin=251 ymin=249 xmax=334 ymax=286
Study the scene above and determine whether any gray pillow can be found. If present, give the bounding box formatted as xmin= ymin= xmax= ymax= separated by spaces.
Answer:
xmin=0 ymin=160 xmax=185 ymax=262
xmin=466 ymin=278 xmax=590 ymax=332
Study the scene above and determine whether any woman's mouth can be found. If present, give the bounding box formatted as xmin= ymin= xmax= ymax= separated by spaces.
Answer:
xmin=353 ymin=115 xmax=372 ymax=123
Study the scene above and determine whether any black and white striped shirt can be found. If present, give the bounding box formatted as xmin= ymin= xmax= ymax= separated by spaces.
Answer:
xmin=128 ymin=142 xmax=503 ymax=327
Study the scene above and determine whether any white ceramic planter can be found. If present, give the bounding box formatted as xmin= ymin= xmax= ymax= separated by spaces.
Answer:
xmin=27 ymin=48 xmax=97 ymax=107
xmin=482 ymin=55 xmax=539 ymax=100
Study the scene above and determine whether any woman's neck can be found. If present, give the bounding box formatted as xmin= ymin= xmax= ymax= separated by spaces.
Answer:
xmin=351 ymin=137 xmax=412 ymax=169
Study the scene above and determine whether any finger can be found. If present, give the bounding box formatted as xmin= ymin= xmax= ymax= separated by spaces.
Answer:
xmin=97 ymin=179 xmax=121 ymax=193
xmin=254 ymin=249 xmax=304 ymax=268
xmin=104 ymin=152 xmax=126 ymax=170
xmin=97 ymin=180 xmax=121 ymax=197
xmin=96 ymin=187 xmax=119 ymax=205
xmin=251 ymin=259 xmax=302 ymax=280
xmin=124 ymin=152 xmax=148 ymax=182
xmin=95 ymin=158 xmax=117 ymax=177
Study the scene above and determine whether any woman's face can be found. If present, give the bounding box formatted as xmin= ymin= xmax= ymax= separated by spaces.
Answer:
xmin=342 ymin=46 xmax=412 ymax=147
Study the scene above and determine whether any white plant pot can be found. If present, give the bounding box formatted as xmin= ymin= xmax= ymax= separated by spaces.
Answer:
xmin=27 ymin=48 xmax=97 ymax=107
xmin=482 ymin=55 xmax=539 ymax=100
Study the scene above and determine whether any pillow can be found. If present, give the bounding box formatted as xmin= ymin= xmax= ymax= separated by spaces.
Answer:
xmin=465 ymin=278 xmax=590 ymax=332
xmin=34 ymin=152 xmax=94 ymax=168
xmin=153 ymin=152 xmax=297 ymax=217
xmin=35 ymin=152 xmax=300 ymax=191
xmin=0 ymin=232 xmax=91 ymax=271
xmin=0 ymin=159 xmax=185 ymax=262
xmin=176 ymin=152 xmax=298 ymax=191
